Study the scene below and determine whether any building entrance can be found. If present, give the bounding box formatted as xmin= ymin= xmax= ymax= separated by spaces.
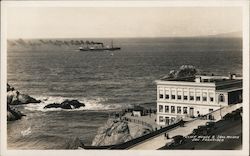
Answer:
xmin=165 ymin=117 xmax=170 ymax=125
xmin=189 ymin=107 xmax=194 ymax=117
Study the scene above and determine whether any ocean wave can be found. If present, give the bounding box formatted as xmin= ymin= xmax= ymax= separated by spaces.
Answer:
xmin=21 ymin=127 xmax=32 ymax=136
xmin=23 ymin=96 xmax=122 ymax=112
xmin=8 ymin=133 xmax=84 ymax=149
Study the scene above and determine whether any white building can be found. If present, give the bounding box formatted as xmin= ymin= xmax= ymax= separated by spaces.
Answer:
xmin=155 ymin=75 xmax=242 ymax=126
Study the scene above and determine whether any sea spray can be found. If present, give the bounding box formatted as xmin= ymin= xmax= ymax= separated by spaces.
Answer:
xmin=21 ymin=127 xmax=32 ymax=136
xmin=23 ymin=96 xmax=122 ymax=112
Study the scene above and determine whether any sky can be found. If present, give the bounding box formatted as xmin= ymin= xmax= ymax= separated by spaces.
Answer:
xmin=7 ymin=7 xmax=242 ymax=38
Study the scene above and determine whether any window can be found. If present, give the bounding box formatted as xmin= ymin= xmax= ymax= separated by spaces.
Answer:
xmin=165 ymin=117 xmax=170 ymax=125
xmin=177 ymin=91 xmax=182 ymax=100
xmin=219 ymin=94 xmax=225 ymax=102
xmin=165 ymin=94 xmax=169 ymax=99
xmin=165 ymin=90 xmax=169 ymax=99
xmin=177 ymin=95 xmax=182 ymax=100
xmin=171 ymin=106 xmax=175 ymax=113
xmin=202 ymin=92 xmax=207 ymax=101
xmin=159 ymin=116 xmax=164 ymax=122
xmin=171 ymin=95 xmax=176 ymax=99
xmin=190 ymin=107 xmax=194 ymax=116
xmin=203 ymin=97 xmax=207 ymax=101
xmin=190 ymin=96 xmax=194 ymax=100
xmin=171 ymin=90 xmax=176 ymax=100
xmin=159 ymin=90 xmax=163 ymax=99
xmin=177 ymin=106 xmax=181 ymax=114
xmin=210 ymin=97 xmax=214 ymax=102
xmin=190 ymin=92 xmax=194 ymax=101
xmin=196 ymin=92 xmax=201 ymax=101
xmin=183 ymin=107 xmax=187 ymax=114
xmin=184 ymin=96 xmax=188 ymax=100
xmin=165 ymin=105 xmax=169 ymax=113
xmin=183 ymin=91 xmax=188 ymax=100
xmin=203 ymin=79 xmax=209 ymax=82
xmin=159 ymin=105 xmax=163 ymax=112
xmin=209 ymin=93 xmax=214 ymax=102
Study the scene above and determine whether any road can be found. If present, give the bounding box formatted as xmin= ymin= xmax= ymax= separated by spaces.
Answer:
xmin=160 ymin=117 xmax=242 ymax=150
xmin=128 ymin=103 xmax=242 ymax=150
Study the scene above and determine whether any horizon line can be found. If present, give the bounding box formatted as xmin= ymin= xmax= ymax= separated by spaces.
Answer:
xmin=7 ymin=36 xmax=242 ymax=40
xmin=7 ymin=30 xmax=242 ymax=40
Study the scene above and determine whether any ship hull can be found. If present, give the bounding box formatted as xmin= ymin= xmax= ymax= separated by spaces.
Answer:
xmin=79 ymin=47 xmax=121 ymax=51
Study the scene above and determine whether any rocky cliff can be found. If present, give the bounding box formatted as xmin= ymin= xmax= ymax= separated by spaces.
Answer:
xmin=163 ymin=65 xmax=198 ymax=79
xmin=7 ymin=83 xmax=40 ymax=121
xmin=7 ymin=104 xmax=25 ymax=121
xmin=91 ymin=118 xmax=151 ymax=146
xmin=7 ymin=84 xmax=41 ymax=105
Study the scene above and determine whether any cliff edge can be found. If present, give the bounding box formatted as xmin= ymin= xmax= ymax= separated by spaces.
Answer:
xmin=92 ymin=118 xmax=151 ymax=146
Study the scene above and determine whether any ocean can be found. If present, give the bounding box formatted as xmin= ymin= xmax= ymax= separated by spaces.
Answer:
xmin=7 ymin=37 xmax=242 ymax=149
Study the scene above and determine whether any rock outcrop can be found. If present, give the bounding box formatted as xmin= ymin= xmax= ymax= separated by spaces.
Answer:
xmin=64 ymin=137 xmax=85 ymax=149
xmin=128 ymin=123 xmax=152 ymax=139
xmin=7 ymin=83 xmax=41 ymax=105
xmin=7 ymin=83 xmax=15 ymax=92
xmin=7 ymin=105 xmax=25 ymax=121
xmin=44 ymin=99 xmax=85 ymax=109
xmin=92 ymin=118 xmax=133 ymax=146
xmin=92 ymin=117 xmax=153 ymax=146
xmin=164 ymin=65 xmax=198 ymax=79
xmin=7 ymin=83 xmax=40 ymax=121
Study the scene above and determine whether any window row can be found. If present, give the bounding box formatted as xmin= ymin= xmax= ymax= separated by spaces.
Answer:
xmin=159 ymin=93 xmax=214 ymax=102
xmin=158 ymin=105 xmax=188 ymax=114
xmin=159 ymin=116 xmax=175 ymax=123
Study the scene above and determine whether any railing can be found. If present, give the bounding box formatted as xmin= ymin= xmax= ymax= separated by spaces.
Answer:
xmin=109 ymin=121 xmax=182 ymax=149
xmin=83 ymin=145 xmax=116 ymax=149
xmin=123 ymin=117 xmax=154 ymax=130
xmin=83 ymin=121 xmax=181 ymax=150
xmin=83 ymin=104 xmax=242 ymax=150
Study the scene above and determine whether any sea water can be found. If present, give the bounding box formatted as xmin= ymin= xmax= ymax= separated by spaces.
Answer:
xmin=7 ymin=37 xmax=242 ymax=149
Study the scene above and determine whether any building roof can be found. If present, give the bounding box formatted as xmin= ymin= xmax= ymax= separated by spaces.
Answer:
xmin=158 ymin=75 xmax=242 ymax=83
xmin=133 ymin=105 xmax=145 ymax=111
xmin=160 ymin=76 xmax=195 ymax=82
xmin=156 ymin=75 xmax=242 ymax=92
xmin=216 ymin=86 xmax=242 ymax=92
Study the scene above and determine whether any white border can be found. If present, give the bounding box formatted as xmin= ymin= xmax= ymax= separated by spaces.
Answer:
xmin=1 ymin=1 xmax=249 ymax=156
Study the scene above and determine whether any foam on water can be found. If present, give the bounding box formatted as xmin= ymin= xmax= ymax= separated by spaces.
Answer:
xmin=24 ymin=96 xmax=122 ymax=112
xmin=7 ymin=38 xmax=242 ymax=149
xmin=21 ymin=127 xmax=32 ymax=136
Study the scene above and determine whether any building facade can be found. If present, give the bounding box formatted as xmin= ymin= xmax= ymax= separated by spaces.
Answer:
xmin=155 ymin=75 xmax=242 ymax=126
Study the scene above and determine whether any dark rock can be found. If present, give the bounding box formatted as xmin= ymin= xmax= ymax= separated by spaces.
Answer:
xmin=64 ymin=137 xmax=85 ymax=149
xmin=44 ymin=103 xmax=62 ymax=109
xmin=7 ymin=83 xmax=38 ymax=122
xmin=60 ymin=103 xmax=72 ymax=109
xmin=176 ymin=65 xmax=197 ymax=78
xmin=61 ymin=100 xmax=85 ymax=109
xmin=7 ymin=105 xmax=25 ymax=121
xmin=92 ymin=119 xmax=133 ymax=146
xmin=7 ymin=90 xmax=19 ymax=105
xmin=7 ymin=83 xmax=14 ymax=92
xmin=92 ymin=117 xmax=153 ymax=146
xmin=17 ymin=93 xmax=41 ymax=104
xmin=7 ymin=84 xmax=41 ymax=105
xmin=44 ymin=100 xmax=85 ymax=109
xmin=163 ymin=65 xmax=198 ymax=79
